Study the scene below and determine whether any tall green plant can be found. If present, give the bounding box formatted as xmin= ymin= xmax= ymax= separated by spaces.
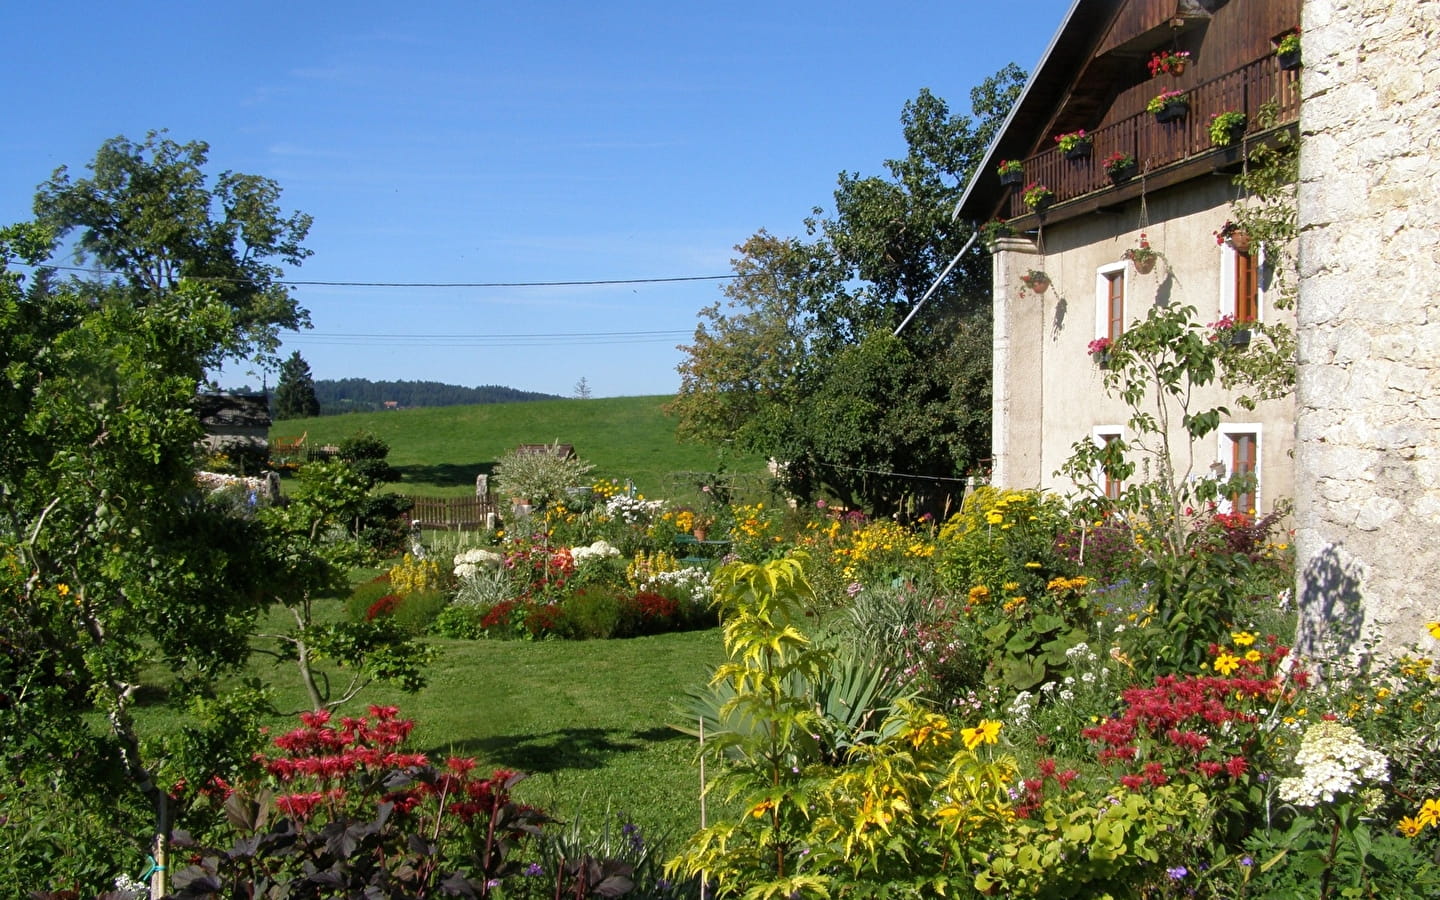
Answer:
xmin=667 ymin=553 xmax=832 ymax=897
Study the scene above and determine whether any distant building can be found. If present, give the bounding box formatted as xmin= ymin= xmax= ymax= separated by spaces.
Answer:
xmin=196 ymin=392 xmax=272 ymax=457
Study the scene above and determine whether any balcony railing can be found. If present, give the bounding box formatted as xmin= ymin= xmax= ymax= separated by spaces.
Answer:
xmin=1002 ymin=55 xmax=1300 ymax=219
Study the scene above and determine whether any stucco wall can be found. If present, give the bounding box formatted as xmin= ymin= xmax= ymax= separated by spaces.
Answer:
xmin=1294 ymin=0 xmax=1440 ymax=658
xmin=991 ymin=179 xmax=1296 ymax=508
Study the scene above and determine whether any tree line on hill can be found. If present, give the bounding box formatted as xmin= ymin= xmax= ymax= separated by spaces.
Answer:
xmin=270 ymin=350 xmax=561 ymax=418
xmin=312 ymin=377 xmax=560 ymax=414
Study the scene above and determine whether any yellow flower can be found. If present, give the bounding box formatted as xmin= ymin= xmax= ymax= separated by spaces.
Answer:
xmin=749 ymin=798 xmax=776 ymax=819
xmin=1427 ymin=622 xmax=1440 ymax=640
xmin=56 ymin=583 xmax=71 ymax=597
xmin=1002 ymin=582 xmax=1020 ymax=592
xmin=1245 ymin=649 xmax=1263 ymax=663
xmin=968 ymin=585 xmax=991 ymax=603
xmin=1399 ymin=816 xmax=1425 ymax=838
xmin=961 ymin=719 xmax=1002 ymax=750
xmin=1231 ymin=631 xmax=1256 ymax=647
xmin=1213 ymin=652 xmax=1242 ymax=676
xmin=1418 ymin=798 xmax=1440 ymax=828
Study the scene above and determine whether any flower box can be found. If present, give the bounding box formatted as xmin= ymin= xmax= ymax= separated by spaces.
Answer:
xmin=1023 ymin=182 xmax=1055 ymax=213
xmin=1155 ymin=102 xmax=1188 ymax=123
xmin=1102 ymin=151 xmax=1137 ymax=184
xmin=1054 ymin=130 xmax=1092 ymax=160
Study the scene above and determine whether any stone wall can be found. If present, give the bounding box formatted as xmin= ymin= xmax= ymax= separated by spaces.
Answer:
xmin=1294 ymin=0 xmax=1440 ymax=657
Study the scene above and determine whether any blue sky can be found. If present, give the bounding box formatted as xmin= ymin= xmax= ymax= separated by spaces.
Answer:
xmin=2 ymin=1 xmax=1071 ymax=398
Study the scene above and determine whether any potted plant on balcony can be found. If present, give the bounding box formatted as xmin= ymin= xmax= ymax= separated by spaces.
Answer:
xmin=979 ymin=218 xmax=1016 ymax=249
xmin=1122 ymin=233 xmax=1161 ymax=274
xmin=1102 ymin=151 xmax=1138 ymax=184
xmin=1087 ymin=336 xmax=1113 ymax=367
xmin=1147 ymin=90 xmax=1189 ymax=123
xmin=1054 ymin=129 xmax=1093 ymax=160
xmin=1209 ymin=111 xmax=1247 ymax=147
xmin=1020 ymin=269 xmax=1051 ymax=294
xmin=1023 ymin=182 xmax=1055 ymax=212
xmin=1214 ymin=220 xmax=1252 ymax=253
xmin=1147 ymin=49 xmax=1192 ymax=77
xmin=1275 ymin=28 xmax=1302 ymax=70
xmin=997 ymin=159 xmax=1025 ymax=187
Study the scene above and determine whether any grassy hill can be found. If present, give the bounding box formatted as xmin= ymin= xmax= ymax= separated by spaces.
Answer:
xmin=270 ymin=395 xmax=770 ymax=501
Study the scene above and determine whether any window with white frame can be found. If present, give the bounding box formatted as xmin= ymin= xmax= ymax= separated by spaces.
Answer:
xmin=1216 ymin=424 xmax=1261 ymax=515
xmin=1093 ymin=426 xmax=1125 ymax=500
xmin=1095 ymin=262 xmax=1128 ymax=342
xmin=1218 ymin=243 xmax=1263 ymax=324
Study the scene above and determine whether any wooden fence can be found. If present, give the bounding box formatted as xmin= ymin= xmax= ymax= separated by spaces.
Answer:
xmin=403 ymin=494 xmax=500 ymax=531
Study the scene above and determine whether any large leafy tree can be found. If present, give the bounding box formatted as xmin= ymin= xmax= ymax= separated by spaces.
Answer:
xmin=34 ymin=130 xmax=313 ymax=364
xmin=672 ymin=69 xmax=1025 ymax=515
xmin=2 ymin=134 xmax=320 ymax=895
xmin=0 ymin=223 xmax=282 ymax=891
xmin=274 ymin=349 xmax=321 ymax=419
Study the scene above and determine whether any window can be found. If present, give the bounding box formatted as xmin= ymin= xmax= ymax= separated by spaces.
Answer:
xmin=1093 ymin=426 xmax=1124 ymax=500
xmin=1217 ymin=425 xmax=1261 ymax=515
xmin=1095 ymin=262 xmax=1128 ymax=342
xmin=1219 ymin=244 xmax=1262 ymax=323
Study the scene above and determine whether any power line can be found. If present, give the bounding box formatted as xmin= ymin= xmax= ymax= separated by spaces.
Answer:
xmin=13 ymin=262 xmax=737 ymax=289
xmin=289 ymin=329 xmax=691 ymax=348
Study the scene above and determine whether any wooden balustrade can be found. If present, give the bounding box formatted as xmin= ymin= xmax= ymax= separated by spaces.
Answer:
xmin=1003 ymin=56 xmax=1299 ymax=219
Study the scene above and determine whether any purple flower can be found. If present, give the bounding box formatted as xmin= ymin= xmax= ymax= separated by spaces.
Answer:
xmin=1167 ymin=866 xmax=1188 ymax=880
xmin=525 ymin=863 xmax=544 ymax=877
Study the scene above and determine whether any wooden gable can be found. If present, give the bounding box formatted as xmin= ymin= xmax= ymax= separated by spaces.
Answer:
xmin=956 ymin=0 xmax=1300 ymax=228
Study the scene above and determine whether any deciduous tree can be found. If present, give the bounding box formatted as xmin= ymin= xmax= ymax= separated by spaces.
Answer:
xmin=34 ymin=130 xmax=313 ymax=365
xmin=671 ymin=69 xmax=1025 ymax=515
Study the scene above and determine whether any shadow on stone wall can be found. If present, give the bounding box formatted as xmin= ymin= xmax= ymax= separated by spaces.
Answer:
xmin=1297 ymin=542 xmax=1367 ymax=658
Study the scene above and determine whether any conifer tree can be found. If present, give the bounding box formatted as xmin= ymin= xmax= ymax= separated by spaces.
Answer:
xmin=274 ymin=350 xmax=320 ymax=419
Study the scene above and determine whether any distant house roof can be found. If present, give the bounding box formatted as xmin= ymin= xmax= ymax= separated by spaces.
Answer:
xmin=196 ymin=393 xmax=272 ymax=430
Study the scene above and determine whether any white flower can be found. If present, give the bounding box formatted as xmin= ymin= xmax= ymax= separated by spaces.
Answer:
xmin=453 ymin=547 xmax=502 ymax=578
xmin=571 ymin=540 xmax=620 ymax=565
xmin=605 ymin=494 xmax=666 ymax=524
xmin=1277 ymin=720 xmax=1389 ymax=807
xmin=643 ymin=566 xmax=713 ymax=604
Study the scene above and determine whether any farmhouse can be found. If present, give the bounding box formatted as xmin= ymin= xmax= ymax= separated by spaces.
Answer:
xmin=954 ymin=0 xmax=1301 ymax=514
xmin=956 ymin=0 xmax=1440 ymax=657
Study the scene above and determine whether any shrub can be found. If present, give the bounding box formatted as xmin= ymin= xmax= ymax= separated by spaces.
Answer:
xmin=343 ymin=576 xmax=397 ymax=622
xmin=493 ymin=443 xmax=596 ymax=510
xmin=388 ymin=589 xmax=449 ymax=635
xmin=565 ymin=586 xmax=628 ymax=639
xmin=431 ymin=603 xmax=490 ymax=639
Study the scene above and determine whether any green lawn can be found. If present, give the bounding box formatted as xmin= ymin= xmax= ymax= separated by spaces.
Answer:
xmin=269 ymin=395 xmax=769 ymax=501
xmin=209 ymin=596 xmax=729 ymax=839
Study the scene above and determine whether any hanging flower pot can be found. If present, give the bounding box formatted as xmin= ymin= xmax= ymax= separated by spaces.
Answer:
xmin=1214 ymin=220 xmax=1252 ymax=252
xmin=997 ymin=160 xmax=1025 ymax=186
xmin=1147 ymin=50 xmax=1192 ymax=78
xmin=1020 ymin=270 xmax=1050 ymax=294
xmin=1123 ymin=233 xmax=1160 ymax=274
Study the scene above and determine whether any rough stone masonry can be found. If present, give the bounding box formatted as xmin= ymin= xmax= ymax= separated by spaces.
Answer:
xmin=1294 ymin=0 xmax=1440 ymax=659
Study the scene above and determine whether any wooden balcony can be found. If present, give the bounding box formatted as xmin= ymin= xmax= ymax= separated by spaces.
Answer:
xmin=1000 ymin=55 xmax=1300 ymax=222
